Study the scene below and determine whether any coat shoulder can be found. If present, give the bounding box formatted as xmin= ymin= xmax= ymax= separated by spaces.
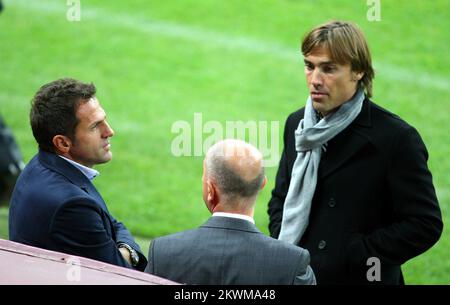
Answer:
xmin=369 ymin=101 xmax=414 ymax=131
xmin=366 ymin=100 xmax=422 ymax=150
xmin=17 ymin=157 xmax=90 ymax=205
xmin=10 ymin=153 xmax=96 ymax=226
xmin=151 ymin=228 xmax=199 ymax=250
xmin=258 ymin=234 xmax=310 ymax=262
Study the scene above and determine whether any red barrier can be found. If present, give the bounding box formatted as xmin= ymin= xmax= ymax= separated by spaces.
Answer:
xmin=0 ymin=239 xmax=178 ymax=285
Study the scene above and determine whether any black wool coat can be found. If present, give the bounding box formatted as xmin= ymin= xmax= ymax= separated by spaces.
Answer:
xmin=268 ymin=98 xmax=443 ymax=284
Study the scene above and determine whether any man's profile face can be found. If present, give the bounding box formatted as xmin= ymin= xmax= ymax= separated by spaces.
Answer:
xmin=304 ymin=46 xmax=362 ymax=116
xmin=68 ymin=97 xmax=114 ymax=168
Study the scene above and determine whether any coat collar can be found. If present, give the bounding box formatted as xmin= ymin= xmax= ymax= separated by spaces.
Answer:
xmin=38 ymin=150 xmax=90 ymax=189
xmin=200 ymin=216 xmax=261 ymax=234
xmin=353 ymin=96 xmax=372 ymax=128
xmin=318 ymin=97 xmax=374 ymax=179
xmin=37 ymin=151 xmax=111 ymax=214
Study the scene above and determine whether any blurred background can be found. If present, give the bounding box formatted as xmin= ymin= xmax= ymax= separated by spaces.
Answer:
xmin=0 ymin=0 xmax=448 ymax=283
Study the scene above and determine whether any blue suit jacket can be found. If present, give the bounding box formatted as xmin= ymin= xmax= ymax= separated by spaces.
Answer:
xmin=9 ymin=150 xmax=147 ymax=271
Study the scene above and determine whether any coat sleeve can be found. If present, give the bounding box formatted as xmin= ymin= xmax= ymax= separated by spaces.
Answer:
xmin=49 ymin=198 xmax=132 ymax=269
xmin=345 ymin=126 xmax=443 ymax=269
xmin=268 ymin=114 xmax=293 ymax=238
xmin=293 ymin=249 xmax=317 ymax=285
xmin=111 ymin=216 xmax=148 ymax=271
xmin=144 ymin=239 xmax=156 ymax=275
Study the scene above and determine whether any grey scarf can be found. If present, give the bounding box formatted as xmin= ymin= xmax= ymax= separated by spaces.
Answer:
xmin=278 ymin=88 xmax=365 ymax=245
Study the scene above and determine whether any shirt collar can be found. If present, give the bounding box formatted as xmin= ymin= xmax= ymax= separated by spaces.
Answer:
xmin=58 ymin=155 xmax=100 ymax=181
xmin=212 ymin=212 xmax=255 ymax=224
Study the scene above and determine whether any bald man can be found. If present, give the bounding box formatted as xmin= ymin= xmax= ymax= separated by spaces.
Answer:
xmin=145 ymin=139 xmax=316 ymax=285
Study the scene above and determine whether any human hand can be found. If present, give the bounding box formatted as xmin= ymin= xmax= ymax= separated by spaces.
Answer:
xmin=119 ymin=247 xmax=132 ymax=266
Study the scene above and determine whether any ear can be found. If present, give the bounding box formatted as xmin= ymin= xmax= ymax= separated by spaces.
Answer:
xmin=52 ymin=135 xmax=72 ymax=154
xmin=260 ymin=176 xmax=267 ymax=190
xmin=352 ymin=71 xmax=364 ymax=82
xmin=206 ymin=181 xmax=219 ymax=212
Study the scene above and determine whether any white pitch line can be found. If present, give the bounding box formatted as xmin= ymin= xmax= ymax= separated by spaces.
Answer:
xmin=6 ymin=0 xmax=450 ymax=92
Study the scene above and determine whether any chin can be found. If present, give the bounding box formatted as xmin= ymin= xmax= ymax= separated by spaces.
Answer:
xmin=100 ymin=154 xmax=113 ymax=164
xmin=312 ymin=102 xmax=325 ymax=112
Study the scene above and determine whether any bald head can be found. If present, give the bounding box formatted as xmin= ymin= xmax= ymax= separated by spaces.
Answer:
xmin=204 ymin=139 xmax=265 ymax=200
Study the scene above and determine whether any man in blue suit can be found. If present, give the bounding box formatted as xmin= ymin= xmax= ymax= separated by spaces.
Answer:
xmin=9 ymin=78 xmax=147 ymax=271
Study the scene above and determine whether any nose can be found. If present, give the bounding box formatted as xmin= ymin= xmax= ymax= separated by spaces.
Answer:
xmin=310 ymin=69 xmax=323 ymax=88
xmin=103 ymin=121 xmax=114 ymax=138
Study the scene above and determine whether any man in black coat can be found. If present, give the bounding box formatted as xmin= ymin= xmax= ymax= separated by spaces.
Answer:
xmin=268 ymin=20 xmax=443 ymax=284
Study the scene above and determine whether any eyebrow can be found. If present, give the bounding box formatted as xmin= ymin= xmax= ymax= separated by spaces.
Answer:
xmin=89 ymin=115 xmax=106 ymax=128
xmin=303 ymin=59 xmax=336 ymax=66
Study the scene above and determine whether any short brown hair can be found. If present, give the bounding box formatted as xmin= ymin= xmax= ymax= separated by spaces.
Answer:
xmin=301 ymin=20 xmax=375 ymax=97
xmin=30 ymin=78 xmax=96 ymax=152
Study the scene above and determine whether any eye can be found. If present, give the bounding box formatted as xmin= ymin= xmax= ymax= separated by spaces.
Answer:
xmin=323 ymin=65 xmax=335 ymax=73
xmin=304 ymin=63 xmax=314 ymax=71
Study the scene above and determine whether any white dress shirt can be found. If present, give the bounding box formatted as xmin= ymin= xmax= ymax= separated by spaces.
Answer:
xmin=212 ymin=212 xmax=255 ymax=224
xmin=59 ymin=155 xmax=99 ymax=181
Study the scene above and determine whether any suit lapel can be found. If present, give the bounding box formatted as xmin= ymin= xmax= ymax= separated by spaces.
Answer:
xmin=318 ymin=98 xmax=373 ymax=180
xmin=84 ymin=183 xmax=110 ymax=212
